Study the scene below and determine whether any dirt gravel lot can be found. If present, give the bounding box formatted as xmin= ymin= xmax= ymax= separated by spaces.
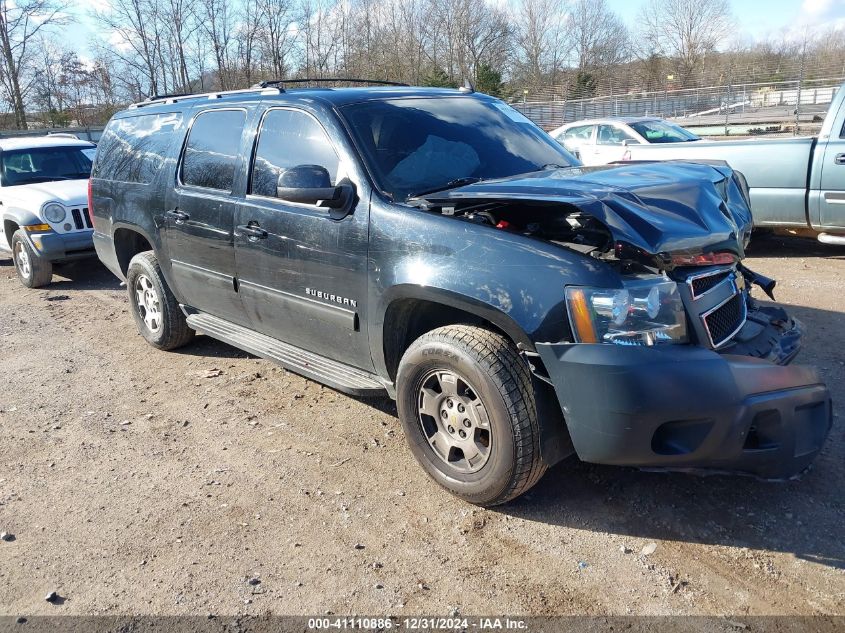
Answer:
xmin=0 ymin=234 xmax=843 ymax=618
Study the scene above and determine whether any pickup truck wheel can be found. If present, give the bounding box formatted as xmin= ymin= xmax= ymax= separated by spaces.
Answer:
xmin=126 ymin=251 xmax=194 ymax=350
xmin=11 ymin=230 xmax=52 ymax=288
xmin=396 ymin=325 xmax=546 ymax=506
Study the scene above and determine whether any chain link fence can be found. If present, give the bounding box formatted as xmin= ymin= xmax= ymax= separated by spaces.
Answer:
xmin=513 ymin=77 xmax=843 ymax=136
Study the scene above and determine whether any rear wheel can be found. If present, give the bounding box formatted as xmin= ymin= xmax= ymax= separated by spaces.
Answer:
xmin=396 ymin=325 xmax=546 ymax=506
xmin=11 ymin=230 xmax=52 ymax=288
xmin=126 ymin=251 xmax=194 ymax=350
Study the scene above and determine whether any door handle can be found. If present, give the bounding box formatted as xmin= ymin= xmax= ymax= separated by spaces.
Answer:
xmin=165 ymin=209 xmax=189 ymax=223
xmin=237 ymin=223 xmax=268 ymax=239
xmin=835 ymin=153 xmax=845 ymax=165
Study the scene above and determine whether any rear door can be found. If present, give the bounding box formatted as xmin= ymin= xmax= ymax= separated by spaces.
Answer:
xmin=164 ymin=108 xmax=249 ymax=323
xmin=234 ymin=106 xmax=372 ymax=370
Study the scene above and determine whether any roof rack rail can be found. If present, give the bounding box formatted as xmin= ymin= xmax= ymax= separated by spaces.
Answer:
xmin=252 ymin=78 xmax=409 ymax=89
xmin=128 ymin=85 xmax=283 ymax=109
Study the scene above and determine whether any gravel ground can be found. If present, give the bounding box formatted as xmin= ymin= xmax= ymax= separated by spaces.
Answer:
xmin=0 ymin=233 xmax=843 ymax=617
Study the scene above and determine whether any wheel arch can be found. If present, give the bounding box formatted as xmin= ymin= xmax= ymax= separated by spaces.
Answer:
xmin=3 ymin=206 xmax=40 ymax=246
xmin=378 ymin=285 xmax=534 ymax=383
xmin=378 ymin=286 xmax=574 ymax=470
xmin=112 ymin=224 xmax=155 ymax=277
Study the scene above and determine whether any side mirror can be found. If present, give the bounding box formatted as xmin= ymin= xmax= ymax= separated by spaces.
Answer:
xmin=621 ymin=139 xmax=631 ymax=147
xmin=276 ymin=164 xmax=355 ymax=218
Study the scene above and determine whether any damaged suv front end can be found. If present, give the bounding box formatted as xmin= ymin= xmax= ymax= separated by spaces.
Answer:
xmin=412 ymin=158 xmax=831 ymax=480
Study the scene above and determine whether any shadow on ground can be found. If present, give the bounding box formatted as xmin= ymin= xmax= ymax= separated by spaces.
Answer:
xmin=23 ymin=237 xmax=845 ymax=571
xmin=748 ymin=232 xmax=845 ymax=259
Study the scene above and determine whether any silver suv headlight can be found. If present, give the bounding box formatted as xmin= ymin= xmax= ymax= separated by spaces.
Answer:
xmin=565 ymin=277 xmax=688 ymax=346
xmin=42 ymin=202 xmax=66 ymax=224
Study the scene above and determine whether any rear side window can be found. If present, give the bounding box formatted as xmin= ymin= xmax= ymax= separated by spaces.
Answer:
xmin=94 ymin=113 xmax=181 ymax=183
xmin=181 ymin=109 xmax=246 ymax=192
xmin=562 ymin=125 xmax=593 ymax=142
xmin=250 ymin=109 xmax=340 ymax=198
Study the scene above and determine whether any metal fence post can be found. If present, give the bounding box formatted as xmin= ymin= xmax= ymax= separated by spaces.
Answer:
xmin=795 ymin=40 xmax=806 ymax=135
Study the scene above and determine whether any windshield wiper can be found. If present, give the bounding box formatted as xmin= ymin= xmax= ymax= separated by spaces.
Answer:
xmin=409 ymin=177 xmax=482 ymax=198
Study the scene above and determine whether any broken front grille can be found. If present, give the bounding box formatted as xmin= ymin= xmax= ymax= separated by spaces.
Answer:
xmin=688 ymin=268 xmax=732 ymax=298
xmin=702 ymin=292 xmax=747 ymax=348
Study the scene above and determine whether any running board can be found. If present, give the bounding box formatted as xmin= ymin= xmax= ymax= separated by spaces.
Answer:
xmin=185 ymin=311 xmax=388 ymax=397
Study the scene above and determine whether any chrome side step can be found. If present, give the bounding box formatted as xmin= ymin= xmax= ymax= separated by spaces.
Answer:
xmin=817 ymin=232 xmax=845 ymax=246
xmin=185 ymin=311 xmax=388 ymax=397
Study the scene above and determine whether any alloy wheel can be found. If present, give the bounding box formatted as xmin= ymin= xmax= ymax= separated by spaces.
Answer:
xmin=416 ymin=369 xmax=492 ymax=473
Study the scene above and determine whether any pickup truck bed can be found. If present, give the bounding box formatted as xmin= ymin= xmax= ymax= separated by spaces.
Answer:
xmin=624 ymin=137 xmax=816 ymax=228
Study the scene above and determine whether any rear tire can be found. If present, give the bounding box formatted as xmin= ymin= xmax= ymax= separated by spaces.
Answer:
xmin=396 ymin=325 xmax=546 ymax=506
xmin=12 ymin=230 xmax=52 ymax=288
xmin=126 ymin=251 xmax=194 ymax=350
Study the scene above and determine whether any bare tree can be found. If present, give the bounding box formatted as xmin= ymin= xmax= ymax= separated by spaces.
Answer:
xmin=93 ymin=0 xmax=167 ymax=97
xmin=256 ymin=0 xmax=296 ymax=79
xmin=512 ymin=0 xmax=569 ymax=91
xmin=639 ymin=0 xmax=732 ymax=86
xmin=0 ymin=0 xmax=70 ymax=128
xmin=200 ymin=0 xmax=235 ymax=90
xmin=569 ymin=0 xmax=629 ymax=74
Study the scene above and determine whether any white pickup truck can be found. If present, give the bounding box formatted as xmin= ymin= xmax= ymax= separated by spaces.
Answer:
xmin=0 ymin=136 xmax=97 ymax=287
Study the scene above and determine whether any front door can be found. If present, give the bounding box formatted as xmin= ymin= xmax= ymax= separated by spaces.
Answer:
xmin=234 ymin=107 xmax=372 ymax=370
xmin=164 ymin=108 xmax=248 ymax=323
xmin=817 ymin=124 xmax=845 ymax=230
xmin=592 ymin=124 xmax=635 ymax=165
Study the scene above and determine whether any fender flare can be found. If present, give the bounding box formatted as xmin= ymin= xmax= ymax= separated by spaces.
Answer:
xmin=2 ymin=206 xmax=42 ymax=249
xmin=373 ymin=283 xmax=535 ymax=380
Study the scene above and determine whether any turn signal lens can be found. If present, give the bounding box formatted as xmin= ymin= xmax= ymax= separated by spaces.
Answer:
xmin=566 ymin=288 xmax=598 ymax=343
xmin=23 ymin=224 xmax=52 ymax=232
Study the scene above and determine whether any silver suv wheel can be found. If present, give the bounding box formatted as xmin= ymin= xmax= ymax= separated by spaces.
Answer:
xmin=417 ymin=369 xmax=492 ymax=473
xmin=13 ymin=242 xmax=31 ymax=280
xmin=134 ymin=273 xmax=162 ymax=333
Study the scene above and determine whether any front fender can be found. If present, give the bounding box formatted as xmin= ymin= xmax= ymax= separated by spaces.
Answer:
xmin=3 ymin=205 xmax=43 ymax=228
xmin=367 ymin=198 xmax=622 ymax=378
xmin=2 ymin=206 xmax=43 ymax=250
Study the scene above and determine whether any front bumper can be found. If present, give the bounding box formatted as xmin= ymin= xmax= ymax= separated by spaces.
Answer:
xmin=26 ymin=229 xmax=95 ymax=262
xmin=536 ymin=319 xmax=832 ymax=479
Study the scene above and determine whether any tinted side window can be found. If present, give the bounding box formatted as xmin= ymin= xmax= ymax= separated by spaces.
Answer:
xmin=596 ymin=124 xmax=636 ymax=145
xmin=181 ymin=109 xmax=246 ymax=192
xmin=250 ymin=109 xmax=340 ymax=198
xmin=94 ymin=113 xmax=182 ymax=183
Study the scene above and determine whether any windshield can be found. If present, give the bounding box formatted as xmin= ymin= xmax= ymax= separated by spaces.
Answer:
xmin=341 ymin=97 xmax=578 ymax=201
xmin=629 ymin=120 xmax=699 ymax=143
xmin=1 ymin=145 xmax=95 ymax=186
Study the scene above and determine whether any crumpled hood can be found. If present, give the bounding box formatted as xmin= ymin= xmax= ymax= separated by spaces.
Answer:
xmin=3 ymin=179 xmax=89 ymax=208
xmin=421 ymin=162 xmax=754 ymax=259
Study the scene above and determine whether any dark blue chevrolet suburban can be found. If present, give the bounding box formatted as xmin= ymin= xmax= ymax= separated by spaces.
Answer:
xmin=89 ymin=81 xmax=832 ymax=505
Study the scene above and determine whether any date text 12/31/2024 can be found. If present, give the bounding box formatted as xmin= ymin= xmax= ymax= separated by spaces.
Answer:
xmin=307 ymin=617 xmax=529 ymax=630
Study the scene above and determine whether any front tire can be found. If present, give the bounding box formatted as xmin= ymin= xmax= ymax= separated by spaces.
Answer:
xmin=126 ymin=251 xmax=194 ymax=350
xmin=396 ymin=325 xmax=546 ymax=506
xmin=12 ymin=230 xmax=52 ymax=288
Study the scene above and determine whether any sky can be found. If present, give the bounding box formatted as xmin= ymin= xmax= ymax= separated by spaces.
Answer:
xmin=62 ymin=0 xmax=845 ymax=62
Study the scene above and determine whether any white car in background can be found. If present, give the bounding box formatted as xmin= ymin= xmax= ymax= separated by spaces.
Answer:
xmin=549 ymin=117 xmax=701 ymax=166
xmin=0 ymin=136 xmax=97 ymax=287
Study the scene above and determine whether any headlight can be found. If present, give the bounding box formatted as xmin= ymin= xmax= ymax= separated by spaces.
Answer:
xmin=565 ymin=277 xmax=688 ymax=346
xmin=42 ymin=202 xmax=65 ymax=224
